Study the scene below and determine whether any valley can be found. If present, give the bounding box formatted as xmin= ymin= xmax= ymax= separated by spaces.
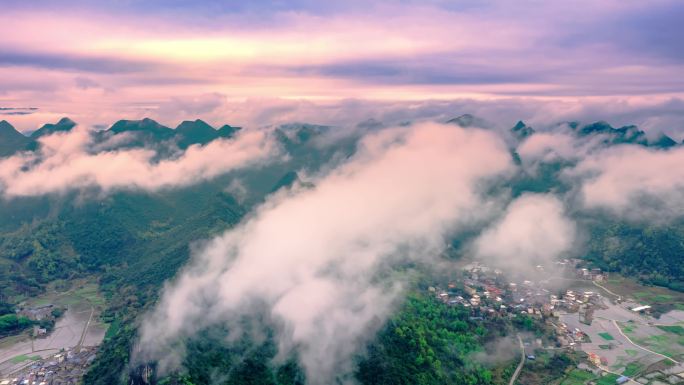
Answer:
xmin=0 ymin=116 xmax=683 ymax=385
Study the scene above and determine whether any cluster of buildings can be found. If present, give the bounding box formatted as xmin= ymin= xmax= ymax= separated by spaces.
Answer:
xmin=432 ymin=264 xmax=548 ymax=317
xmin=431 ymin=262 xmax=608 ymax=349
xmin=577 ymin=267 xmax=608 ymax=282
xmin=433 ymin=263 xmax=604 ymax=320
xmin=552 ymin=320 xmax=591 ymax=348
xmin=0 ymin=347 xmax=98 ymax=385
xmin=554 ymin=259 xmax=608 ymax=282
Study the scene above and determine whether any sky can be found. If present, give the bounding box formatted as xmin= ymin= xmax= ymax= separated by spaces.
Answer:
xmin=1 ymin=0 xmax=684 ymax=132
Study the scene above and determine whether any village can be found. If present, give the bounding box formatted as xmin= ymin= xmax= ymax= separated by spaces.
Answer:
xmin=0 ymin=282 xmax=108 ymax=385
xmin=430 ymin=260 xmax=608 ymax=331
xmin=431 ymin=260 xmax=684 ymax=385
xmin=0 ymin=347 xmax=99 ymax=385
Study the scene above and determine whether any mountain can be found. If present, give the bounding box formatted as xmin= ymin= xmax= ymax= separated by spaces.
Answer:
xmin=105 ymin=118 xmax=177 ymax=152
xmin=0 ymin=120 xmax=32 ymax=157
xmin=612 ymin=125 xmax=648 ymax=145
xmin=217 ymin=124 xmax=241 ymax=138
xmin=108 ymin=118 xmax=175 ymax=139
xmin=576 ymin=120 xmax=613 ymax=136
xmin=510 ymin=120 xmax=535 ymax=141
xmin=557 ymin=120 xmax=683 ymax=149
xmin=446 ymin=114 xmax=489 ymax=128
xmin=30 ymin=117 xmax=76 ymax=139
xmin=1 ymin=117 xmax=246 ymax=157
xmin=651 ymin=133 xmax=677 ymax=149
xmin=274 ymin=123 xmax=331 ymax=151
xmin=269 ymin=171 xmax=301 ymax=193
xmin=175 ymin=119 xmax=219 ymax=148
xmin=574 ymin=121 xmax=648 ymax=145
xmin=108 ymin=119 xmax=241 ymax=150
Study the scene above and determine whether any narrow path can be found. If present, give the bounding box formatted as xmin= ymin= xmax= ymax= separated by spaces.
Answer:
xmin=592 ymin=281 xmax=621 ymax=300
xmin=611 ymin=320 xmax=679 ymax=364
xmin=77 ymin=306 xmax=95 ymax=350
xmin=509 ymin=334 xmax=525 ymax=385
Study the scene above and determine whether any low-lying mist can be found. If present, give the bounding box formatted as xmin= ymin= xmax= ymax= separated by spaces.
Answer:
xmin=135 ymin=123 xmax=516 ymax=383
xmin=0 ymin=126 xmax=278 ymax=198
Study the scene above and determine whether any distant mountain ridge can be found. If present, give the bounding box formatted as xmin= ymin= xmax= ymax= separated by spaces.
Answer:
xmin=0 ymin=120 xmax=32 ymax=156
xmin=175 ymin=119 xmax=242 ymax=148
xmin=30 ymin=117 xmax=77 ymax=139
xmin=0 ymin=117 xmax=244 ymax=157
xmin=446 ymin=113 xmax=489 ymax=128
xmin=0 ymin=115 xmax=681 ymax=159
xmin=511 ymin=120 xmax=535 ymax=141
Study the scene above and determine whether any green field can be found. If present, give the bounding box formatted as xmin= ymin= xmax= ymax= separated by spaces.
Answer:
xmin=599 ymin=332 xmax=615 ymax=341
xmin=622 ymin=362 xmax=643 ymax=377
xmin=601 ymin=276 xmax=684 ymax=313
xmin=633 ymin=335 xmax=680 ymax=359
xmin=634 ymin=292 xmax=674 ymax=302
xmin=656 ymin=325 xmax=684 ymax=336
xmin=596 ymin=373 xmax=620 ymax=385
xmin=10 ymin=354 xmax=41 ymax=364
xmin=67 ymin=283 xmax=106 ymax=307
xmin=561 ymin=369 xmax=596 ymax=385
xmin=22 ymin=279 xmax=106 ymax=309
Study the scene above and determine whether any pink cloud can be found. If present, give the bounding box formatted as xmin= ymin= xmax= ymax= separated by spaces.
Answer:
xmin=0 ymin=126 xmax=280 ymax=197
xmin=572 ymin=145 xmax=684 ymax=219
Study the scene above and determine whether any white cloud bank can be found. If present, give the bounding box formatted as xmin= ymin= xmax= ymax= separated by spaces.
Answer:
xmin=515 ymin=128 xmax=684 ymax=220
xmin=473 ymin=194 xmax=576 ymax=273
xmin=570 ymin=145 xmax=684 ymax=219
xmin=0 ymin=126 xmax=278 ymax=197
xmin=136 ymin=122 xmax=514 ymax=384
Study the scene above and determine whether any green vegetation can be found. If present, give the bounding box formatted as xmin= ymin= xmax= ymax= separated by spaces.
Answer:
xmin=0 ymin=313 xmax=32 ymax=335
xmin=598 ymin=332 xmax=615 ymax=341
xmin=140 ymin=290 xmax=561 ymax=385
xmin=620 ymin=323 xmax=636 ymax=334
xmin=622 ymin=362 xmax=643 ymax=377
xmin=356 ymin=293 xmax=501 ymax=385
xmin=632 ymin=335 xmax=680 ymax=359
xmin=104 ymin=319 xmax=121 ymax=340
xmin=595 ymin=373 xmax=619 ymax=385
xmin=10 ymin=354 xmax=42 ymax=364
xmin=560 ymin=369 xmax=595 ymax=385
xmin=634 ymin=292 xmax=673 ymax=302
xmin=166 ymin=326 xmax=304 ymax=385
xmin=516 ymin=349 xmax=580 ymax=385
xmin=657 ymin=325 xmax=684 ymax=336
xmin=585 ymin=221 xmax=684 ymax=293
